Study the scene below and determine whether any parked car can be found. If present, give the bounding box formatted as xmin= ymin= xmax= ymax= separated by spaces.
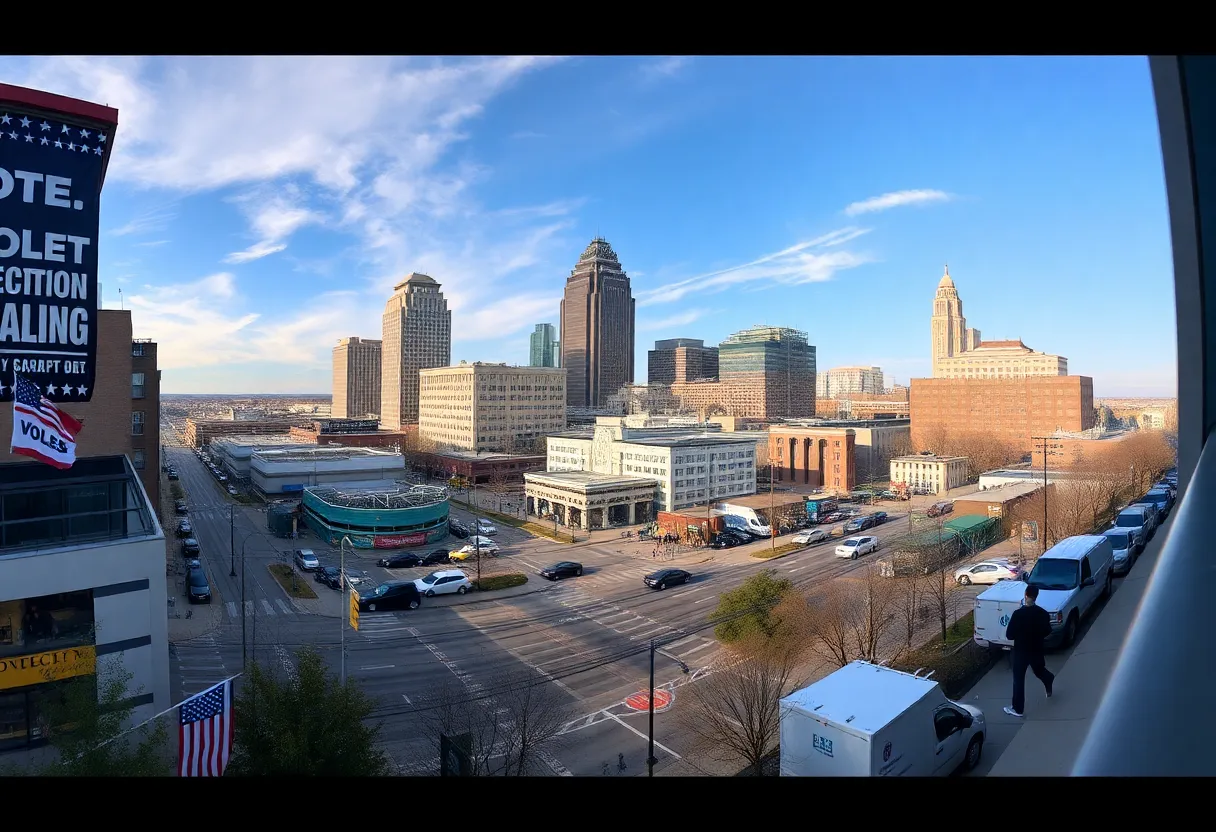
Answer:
xmin=316 ymin=566 xmax=342 ymax=589
xmin=175 ymin=503 xmax=189 ymax=516
xmin=167 ymin=470 xmax=179 ymax=480
xmin=448 ymin=521 xmax=470 ymax=539
xmin=342 ymin=569 xmax=368 ymax=589
xmin=185 ymin=561 xmax=211 ymax=604
xmin=419 ymin=548 xmax=452 ymax=566
xmin=1112 ymin=505 xmax=1151 ymax=544
xmin=450 ymin=541 xmax=500 ymax=561
xmin=378 ymin=553 xmax=424 ymax=568
xmin=792 ymin=528 xmax=830 ymax=545
xmin=181 ymin=538 xmax=200 ymax=558
xmin=475 ymin=519 xmax=498 ymax=536
xmin=176 ymin=521 xmax=192 ymax=537
xmin=871 ymin=511 xmax=889 ymax=525
xmin=540 ymin=561 xmax=583 ymax=580
xmin=414 ymin=569 xmax=472 ymax=597
xmin=644 ymin=568 xmax=691 ymax=590
xmin=835 ymin=536 xmax=879 ymax=560
xmin=953 ymin=559 xmax=1020 ymax=586
xmin=1128 ymin=501 xmax=1161 ymax=533
xmin=1142 ymin=488 xmax=1174 ymax=516
xmin=926 ymin=501 xmax=954 ymax=518
xmin=293 ymin=549 xmax=320 ymax=571
xmin=719 ymin=529 xmax=751 ymax=545
xmin=464 ymin=535 xmax=497 ymax=550
xmin=1101 ymin=527 xmax=1143 ymax=576
xmin=710 ymin=535 xmax=742 ymax=550
xmin=226 ymin=485 xmax=238 ymax=496
xmin=358 ymin=581 xmax=421 ymax=612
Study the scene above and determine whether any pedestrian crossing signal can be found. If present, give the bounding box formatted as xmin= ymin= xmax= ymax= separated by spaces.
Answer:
xmin=348 ymin=588 xmax=359 ymax=631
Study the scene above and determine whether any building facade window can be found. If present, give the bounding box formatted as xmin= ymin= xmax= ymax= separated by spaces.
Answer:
xmin=131 ymin=372 xmax=145 ymax=399
xmin=132 ymin=449 xmax=145 ymax=470
xmin=131 ymin=411 xmax=145 ymax=436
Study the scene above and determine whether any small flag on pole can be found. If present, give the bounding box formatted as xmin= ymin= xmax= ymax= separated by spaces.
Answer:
xmin=10 ymin=372 xmax=83 ymax=470
xmin=178 ymin=679 xmax=234 ymax=777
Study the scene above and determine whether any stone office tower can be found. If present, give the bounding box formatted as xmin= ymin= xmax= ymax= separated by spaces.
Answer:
xmin=380 ymin=273 xmax=451 ymax=430
xmin=560 ymin=238 xmax=636 ymax=408
xmin=332 ymin=336 xmax=382 ymax=419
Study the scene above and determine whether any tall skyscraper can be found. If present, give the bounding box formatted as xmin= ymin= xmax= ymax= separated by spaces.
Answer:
xmin=648 ymin=338 xmax=719 ymax=386
xmin=332 ymin=336 xmax=382 ymax=419
xmin=380 ymin=274 xmax=451 ymax=430
xmin=560 ymin=238 xmax=635 ymax=408
xmin=719 ymin=325 xmax=816 ymax=419
xmin=529 ymin=323 xmax=560 ymax=368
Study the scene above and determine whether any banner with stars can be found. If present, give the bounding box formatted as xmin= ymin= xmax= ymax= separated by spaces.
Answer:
xmin=0 ymin=85 xmax=118 ymax=403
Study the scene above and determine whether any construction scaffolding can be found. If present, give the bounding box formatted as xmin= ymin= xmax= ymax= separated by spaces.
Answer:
xmin=306 ymin=483 xmax=449 ymax=510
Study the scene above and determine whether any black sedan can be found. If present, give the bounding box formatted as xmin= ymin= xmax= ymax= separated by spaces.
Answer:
xmin=710 ymin=535 xmax=741 ymax=550
xmin=540 ymin=561 xmax=583 ymax=581
xmin=419 ymin=548 xmax=451 ymax=566
xmin=181 ymin=538 xmax=200 ymax=557
xmin=316 ymin=566 xmax=342 ymax=589
xmin=448 ymin=522 xmax=470 ymax=539
xmin=175 ymin=503 xmax=189 ymax=516
xmin=176 ymin=521 xmax=193 ymax=537
xmin=644 ymin=569 xmax=691 ymax=591
xmin=378 ymin=553 xmax=423 ymax=568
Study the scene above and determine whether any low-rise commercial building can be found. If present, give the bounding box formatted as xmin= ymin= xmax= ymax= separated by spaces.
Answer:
xmin=184 ymin=417 xmax=303 ymax=448
xmin=211 ymin=436 xmax=316 ymax=480
xmin=0 ymin=456 xmax=169 ymax=754
xmin=890 ymin=453 xmax=970 ymax=495
xmin=544 ymin=417 xmax=757 ymax=513
xmin=301 ymin=484 xmax=449 ymax=549
xmin=767 ymin=425 xmax=857 ymax=492
xmin=287 ymin=419 xmax=413 ymax=450
xmin=952 ymin=481 xmax=1047 ymax=537
xmin=411 ymin=450 xmax=546 ymax=484
xmin=524 ymin=471 xmax=658 ymax=530
xmin=418 ymin=362 xmax=566 ymax=453
xmin=249 ymin=447 xmax=406 ymax=497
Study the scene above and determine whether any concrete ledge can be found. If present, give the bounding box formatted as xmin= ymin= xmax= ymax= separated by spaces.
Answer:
xmin=986 ymin=522 xmax=1166 ymax=776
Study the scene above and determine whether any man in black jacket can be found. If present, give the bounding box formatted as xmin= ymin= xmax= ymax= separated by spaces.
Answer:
xmin=1002 ymin=584 xmax=1056 ymax=718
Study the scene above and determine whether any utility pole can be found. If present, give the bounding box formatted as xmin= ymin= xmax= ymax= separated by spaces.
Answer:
xmin=340 ymin=535 xmax=351 ymax=685
xmin=241 ymin=536 xmax=247 ymax=670
xmin=647 ymin=638 xmax=657 ymax=777
xmin=1031 ymin=436 xmax=1063 ymax=553
xmin=229 ymin=504 xmax=236 ymax=577
xmin=770 ymin=460 xmax=776 ymax=554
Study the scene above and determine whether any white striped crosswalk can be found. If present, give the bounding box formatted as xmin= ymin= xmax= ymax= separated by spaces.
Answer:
xmin=222 ymin=597 xmax=300 ymax=621
xmin=171 ymin=632 xmax=239 ymax=698
xmin=356 ymin=612 xmax=416 ymax=642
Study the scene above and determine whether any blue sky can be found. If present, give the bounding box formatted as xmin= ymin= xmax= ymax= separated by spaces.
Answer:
xmin=0 ymin=56 xmax=1175 ymax=396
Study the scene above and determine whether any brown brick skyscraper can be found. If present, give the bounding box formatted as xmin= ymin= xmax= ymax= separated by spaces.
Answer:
xmin=560 ymin=238 xmax=636 ymax=408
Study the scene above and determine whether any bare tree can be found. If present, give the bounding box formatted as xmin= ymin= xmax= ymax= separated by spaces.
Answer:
xmin=677 ymin=635 xmax=807 ymax=776
xmin=415 ymin=676 xmax=508 ymax=776
xmin=909 ymin=520 xmax=967 ymax=645
xmin=845 ymin=564 xmax=900 ymax=663
xmin=495 ymin=671 xmax=575 ymax=776
xmin=803 ymin=581 xmax=860 ymax=668
xmin=891 ymin=571 xmax=928 ymax=656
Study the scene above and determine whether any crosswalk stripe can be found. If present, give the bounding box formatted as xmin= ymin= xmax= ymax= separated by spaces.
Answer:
xmin=244 ymin=601 xmax=254 ymax=617
xmin=226 ymin=601 xmax=237 ymax=618
xmin=679 ymin=641 xmax=716 ymax=657
xmin=261 ymin=599 xmax=275 ymax=616
xmin=276 ymin=599 xmax=292 ymax=614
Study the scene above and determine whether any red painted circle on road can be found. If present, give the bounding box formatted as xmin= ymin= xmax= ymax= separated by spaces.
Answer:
xmin=625 ymin=689 xmax=674 ymax=712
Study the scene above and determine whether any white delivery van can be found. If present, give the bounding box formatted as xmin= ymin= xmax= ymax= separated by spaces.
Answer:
xmin=712 ymin=503 xmax=772 ymax=538
xmin=973 ymin=534 xmax=1114 ymax=651
xmin=779 ymin=661 xmax=985 ymax=777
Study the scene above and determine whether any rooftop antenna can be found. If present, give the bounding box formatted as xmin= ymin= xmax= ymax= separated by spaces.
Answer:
xmin=118 ymin=288 xmax=124 ymax=310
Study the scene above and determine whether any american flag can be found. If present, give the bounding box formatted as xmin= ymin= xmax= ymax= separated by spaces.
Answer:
xmin=0 ymin=111 xmax=109 ymax=156
xmin=10 ymin=372 xmax=83 ymax=470
xmin=179 ymin=679 xmax=234 ymax=777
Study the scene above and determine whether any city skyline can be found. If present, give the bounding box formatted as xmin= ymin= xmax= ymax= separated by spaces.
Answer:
xmin=0 ymin=55 xmax=1174 ymax=397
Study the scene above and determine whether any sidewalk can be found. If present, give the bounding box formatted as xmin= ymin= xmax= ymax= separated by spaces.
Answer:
xmin=962 ymin=520 xmax=1164 ymax=776
xmin=166 ymin=574 xmax=224 ymax=643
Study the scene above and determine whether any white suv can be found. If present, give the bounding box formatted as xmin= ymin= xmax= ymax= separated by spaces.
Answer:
xmin=835 ymin=536 xmax=879 ymax=560
xmin=414 ymin=569 xmax=472 ymax=597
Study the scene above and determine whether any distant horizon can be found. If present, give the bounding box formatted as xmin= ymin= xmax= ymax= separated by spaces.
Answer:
xmin=160 ymin=391 xmax=1179 ymax=402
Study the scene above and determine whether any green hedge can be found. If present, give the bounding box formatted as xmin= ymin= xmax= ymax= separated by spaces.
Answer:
xmin=472 ymin=573 xmax=528 ymax=592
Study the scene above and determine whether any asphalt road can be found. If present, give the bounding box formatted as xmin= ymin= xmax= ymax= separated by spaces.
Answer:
xmin=161 ymin=424 xmax=986 ymax=776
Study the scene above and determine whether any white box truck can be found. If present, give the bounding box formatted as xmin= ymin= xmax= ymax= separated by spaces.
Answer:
xmin=779 ymin=661 xmax=986 ymax=777
xmin=711 ymin=503 xmax=772 ymax=538
xmin=974 ymin=534 xmax=1115 ymax=651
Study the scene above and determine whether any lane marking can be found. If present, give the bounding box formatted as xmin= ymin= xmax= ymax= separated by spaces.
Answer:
xmin=511 ymin=641 xmax=555 ymax=652
xmin=630 ymin=626 xmax=669 ymax=640
xmin=788 ymin=566 xmax=806 ymax=573
xmin=606 ymin=712 xmax=681 ymax=759
xmin=360 ymin=664 xmax=395 ymax=670
xmin=226 ymin=602 xmax=237 ymax=618
xmin=261 ymin=599 xmax=275 ymax=615
xmin=402 ymin=694 xmax=411 ymax=705
xmin=275 ymin=599 xmax=292 ymax=614
xmin=694 ymin=596 xmax=714 ymax=604
xmin=667 ymin=636 xmax=698 ymax=650
xmin=679 ymin=642 xmax=716 ymax=657
xmin=674 ymin=585 xmax=709 ymax=596
xmin=243 ymin=601 xmax=254 ymax=617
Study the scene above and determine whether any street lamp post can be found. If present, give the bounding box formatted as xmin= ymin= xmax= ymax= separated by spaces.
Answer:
xmin=237 ymin=530 xmax=260 ymax=671
xmin=229 ymin=504 xmax=237 ymax=577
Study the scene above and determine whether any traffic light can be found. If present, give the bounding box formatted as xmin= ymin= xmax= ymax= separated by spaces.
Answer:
xmin=348 ymin=587 xmax=359 ymax=631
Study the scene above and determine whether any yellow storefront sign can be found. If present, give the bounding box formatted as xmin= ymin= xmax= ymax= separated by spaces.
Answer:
xmin=0 ymin=645 xmax=97 ymax=691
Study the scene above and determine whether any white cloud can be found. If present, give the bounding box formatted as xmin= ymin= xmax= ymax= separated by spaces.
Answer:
xmin=639 ymin=308 xmax=712 ymax=332
xmin=843 ymin=189 xmax=952 ymax=217
xmin=450 ymin=294 xmax=563 ymax=343
xmin=510 ymin=130 xmax=546 ymax=140
xmin=223 ymin=188 xmax=322 ymax=264
xmin=108 ymin=204 xmax=177 ymax=237
xmin=135 ymin=239 xmax=170 ymax=247
xmin=640 ymin=56 xmax=691 ymax=81
xmin=637 ymin=227 xmax=874 ymax=306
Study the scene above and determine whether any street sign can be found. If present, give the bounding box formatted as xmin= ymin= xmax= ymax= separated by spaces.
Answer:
xmin=348 ymin=588 xmax=359 ymax=631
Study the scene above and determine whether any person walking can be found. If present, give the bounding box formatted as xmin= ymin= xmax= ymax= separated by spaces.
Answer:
xmin=1003 ymin=584 xmax=1055 ymax=718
